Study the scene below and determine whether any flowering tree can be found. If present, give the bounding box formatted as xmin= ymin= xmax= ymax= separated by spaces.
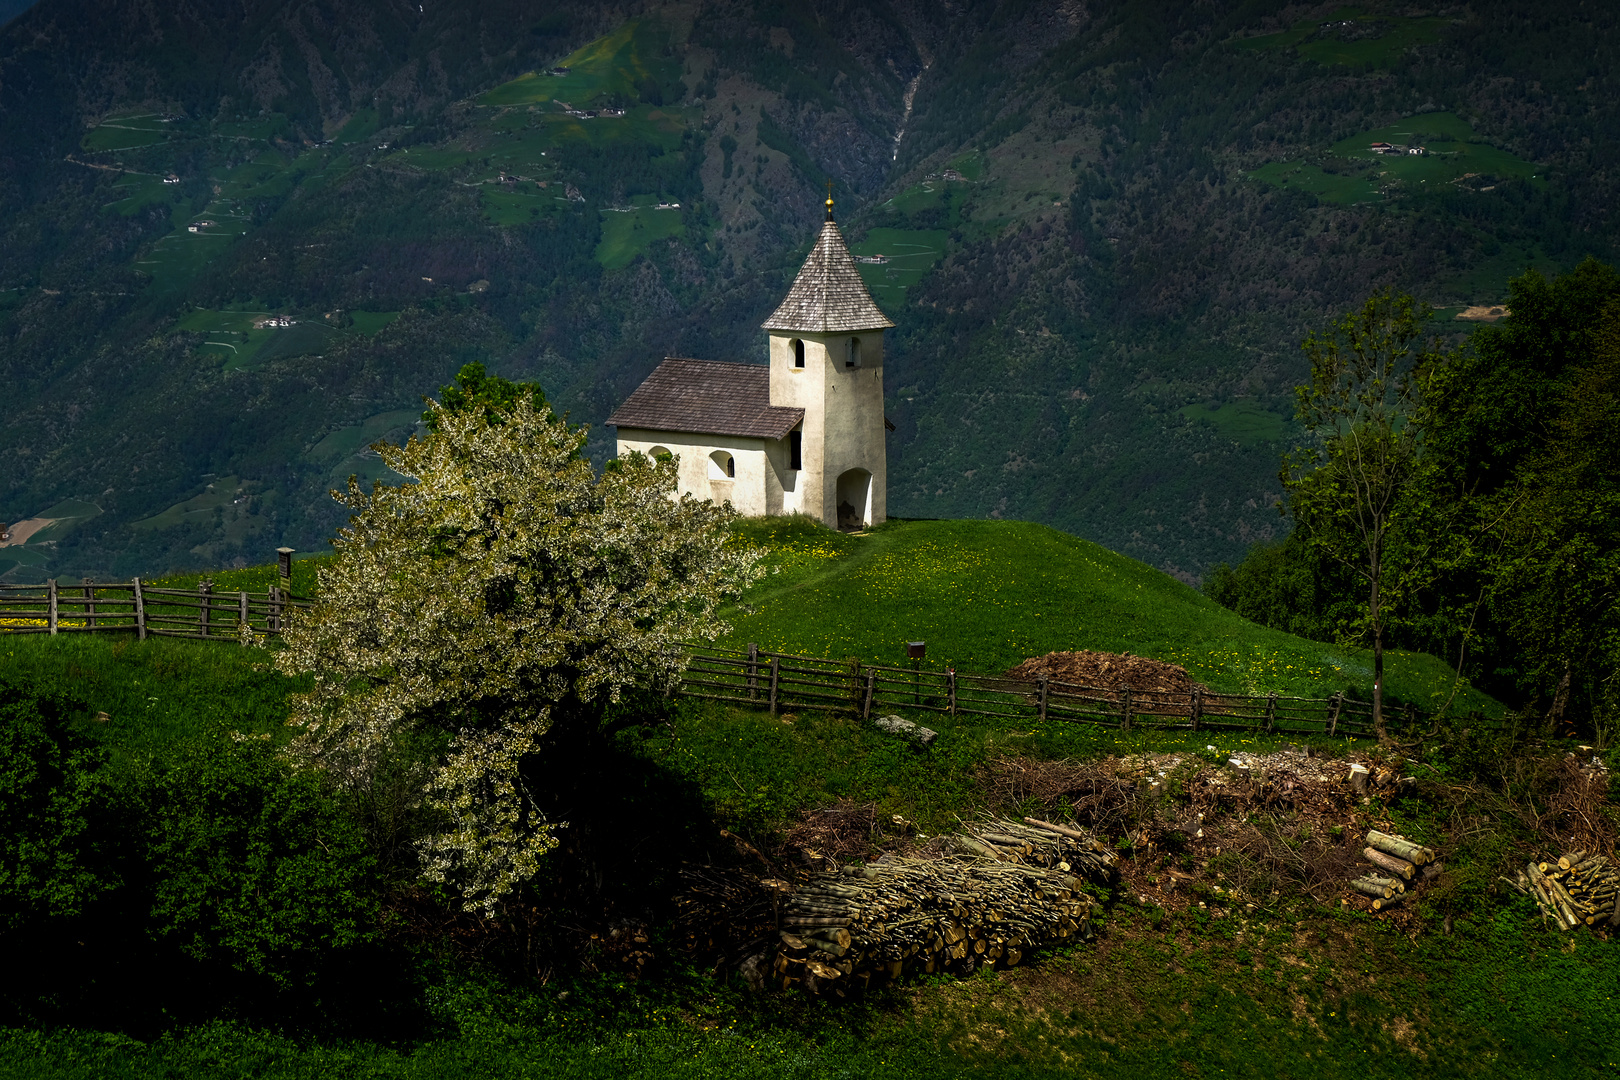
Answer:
xmin=276 ymin=395 xmax=759 ymax=912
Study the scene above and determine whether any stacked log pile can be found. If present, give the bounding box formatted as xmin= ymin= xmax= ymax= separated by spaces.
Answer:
xmin=772 ymin=817 xmax=1118 ymax=995
xmin=1518 ymin=852 xmax=1620 ymax=930
xmin=1349 ymin=829 xmax=1436 ymax=911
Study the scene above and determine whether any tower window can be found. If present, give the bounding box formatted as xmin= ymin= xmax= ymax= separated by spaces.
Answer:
xmin=726 ymin=455 xmax=735 ymax=478
xmin=846 ymin=336 xmax=860 ymax=368
xmin=789 ymin=430 xmax=802 ymax=470
xmin=792 ymin=338 xmax=805 ymax=368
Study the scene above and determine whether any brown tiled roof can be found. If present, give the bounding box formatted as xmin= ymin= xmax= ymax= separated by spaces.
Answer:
xmin=607 ymin=358 xmax=804 ymax=440
xmin=762 ymin=220 xmax=895 ymax=333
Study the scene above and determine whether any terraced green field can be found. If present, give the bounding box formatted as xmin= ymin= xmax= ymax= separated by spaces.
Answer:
xmin=477 ymin=19 xmax=681 ymax=108
xmin=849 ymin=228 xmax=949 ymax=305
xmin=1331 ymin=112 xmax=1540 ymax=186
xmin=597 ymin=196 xmax=687 ymax=269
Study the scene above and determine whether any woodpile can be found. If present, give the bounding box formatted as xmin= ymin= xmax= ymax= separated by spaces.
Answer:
xmin=1515 ymin=852 xmax=1620 ymax=931
xmin=771 ymin=817 xmax=1117 ymax=995
xmin=1348 ymin=829 xmax=1436 ymax=911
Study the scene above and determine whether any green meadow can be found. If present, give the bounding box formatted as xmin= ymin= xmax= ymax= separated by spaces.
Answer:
xmin=1246 ymin=161 xmax=1379 ymax=204
xmin=850 ymin=228 xmax=949 ymax=305
xmin=1234 ymin=11 xmax=1450 ymax=67
xmin=1177 ymin=400 xmax=1296 ymax=446
xmin=597 ymin=197 xmax=687 ymax=269
xmin=477 ymin=19 xmax=682 ymax=109
xmin=1331 ymin=112 xmax=1539 ymax=186
xmin=177 ymin=308 xmax=398 ymax=369
xmin=721 ymin=517 xmax=1496 ymax=714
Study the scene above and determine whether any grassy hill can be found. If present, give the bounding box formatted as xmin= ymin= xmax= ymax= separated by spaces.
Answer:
xmin=725 ymin=517 xmax=1498 ymax=716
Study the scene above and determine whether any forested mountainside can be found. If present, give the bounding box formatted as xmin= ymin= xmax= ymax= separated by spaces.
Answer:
xmin=0 ymin=0 xmax=1614 ymax=583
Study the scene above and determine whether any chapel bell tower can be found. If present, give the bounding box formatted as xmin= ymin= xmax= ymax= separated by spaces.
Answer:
xmin=761 ymin=195 xmax=894 ymax=530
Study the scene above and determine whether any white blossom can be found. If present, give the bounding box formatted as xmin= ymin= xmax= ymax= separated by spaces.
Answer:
xmin=276 ymin=397 xmax=760 ymax=911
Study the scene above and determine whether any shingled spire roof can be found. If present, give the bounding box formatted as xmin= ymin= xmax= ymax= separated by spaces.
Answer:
xmin=761 ymin=210 xmax=895 ymax=334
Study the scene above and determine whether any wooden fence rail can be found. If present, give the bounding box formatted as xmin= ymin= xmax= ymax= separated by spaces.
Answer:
xmin=0 ymin=583 xmax=1393 ymax=735
xmin=0 ymin=579 xmax=310 ymax=644
xmin=683 ymin=645 xmax=1384 ymax=738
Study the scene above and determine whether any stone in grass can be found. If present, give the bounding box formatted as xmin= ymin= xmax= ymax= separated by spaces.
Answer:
xmin=873 ymin=714 xmax=938 ymax=747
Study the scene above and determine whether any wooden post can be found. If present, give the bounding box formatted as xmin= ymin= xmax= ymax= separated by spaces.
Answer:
xmin=747 ymin=642 xmax=759 ymax=701
xmin=48 ymin=579 xmax=58 ymax=635
xmin=1265 ymin=692 xmax=1278 ymax=735
xmin=239 ymin=591 xmax=249 ymax=646
xmin=768 ymin=656 xmax=780 ymax=715
xmin=947 ymin=669 xmax=957 ymax=717
xmin=1121 ymin=687 xmax=1132 ymax=732
xmin=84 ymin=580 xmax=95 ymax=628
xmin=267 ymin=585 xmax=280 ymax=633
xmin=199 ymin=581 xmax=211 ymax=637
xmin=863 ymin=668 xmax=876 ymax=720
xmin=1038 ymin=677 xmax=1049 ymax=724
xmin=133 ymin=578 xmax=146 ymax=640
xmin=1327 ymin=691 xmax=1344 ymax=737
xmin=276 ymin=547 xmax=295 ymax=592
xmin=1190 ymin=686 xmax=1203 ymax=732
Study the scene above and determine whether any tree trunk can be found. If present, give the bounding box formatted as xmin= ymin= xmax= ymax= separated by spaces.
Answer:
xmin=1371 ymin=569 xmax=1385 ymax=742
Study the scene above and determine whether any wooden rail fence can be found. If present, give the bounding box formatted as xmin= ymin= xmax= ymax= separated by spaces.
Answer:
xmin=0 ymin=579 xmax=308 ymax=644
xmin=0 ymin=583 xmax=1390 ymax=736
xmin=681 ymin=644 xmax=1384 ymax=738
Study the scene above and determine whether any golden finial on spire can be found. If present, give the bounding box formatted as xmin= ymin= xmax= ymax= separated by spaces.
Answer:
xmin=825 ymin=180 xmax=834 ymax=222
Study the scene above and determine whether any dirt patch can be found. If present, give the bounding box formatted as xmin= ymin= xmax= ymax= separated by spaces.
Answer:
xmin=1007 ymin=650 xmax=1211 ymax=695
xmin=1456 ymin=304 xmax=1509 ymax=321
xmin=0 ymin=517 xmax=53 ymax=548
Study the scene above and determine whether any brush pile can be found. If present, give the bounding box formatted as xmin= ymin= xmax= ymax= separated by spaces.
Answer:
xmin=772 ymin=817 xmax=1117 ymax=995
xmin=1518 ymin=852 xmax=1620 ymax=930
xmin=1348 ymin=829 xmax=1436 ymax=912
xmin=1005 ymin=651 xmax=1209 ymax=696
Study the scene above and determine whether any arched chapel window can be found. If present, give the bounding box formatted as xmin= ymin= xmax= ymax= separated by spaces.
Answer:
xmin=793 ymin=339 xmax=805 ymax=368
xmin=846 ymin=337 xmax=860 ymax=368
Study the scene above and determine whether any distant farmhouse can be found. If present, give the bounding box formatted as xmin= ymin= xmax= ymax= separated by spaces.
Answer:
xmin=609 ymin=200 xmax=893 ymax=531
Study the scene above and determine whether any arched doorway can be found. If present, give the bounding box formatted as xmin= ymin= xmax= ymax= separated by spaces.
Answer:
xmin=836 ymin=468 xmax=871 ymax=531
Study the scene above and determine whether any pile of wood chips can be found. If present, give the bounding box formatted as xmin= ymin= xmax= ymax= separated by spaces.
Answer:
xmin=1006 ymin=651 xmax=1210 ymax=695
xmin=1514 ymin=852 xmax=1620 ymax=930
xmin=768 ymin=816 xmax=1118 ymax=996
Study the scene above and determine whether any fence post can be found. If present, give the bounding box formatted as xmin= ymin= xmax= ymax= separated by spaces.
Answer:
xmin=48 ymin=579 xmax=58 ymax=635
xmin=84 ymin=580 xmax=96 ymax=628
xmin=1265 ymin=692 xmax=1278 ymax=735
xmin=768 ymin=656 xmax=780 ymax=715
xmin=133 ymin=578 xmax=146 ymax=640
xmin=199 ymin=581 xmax=211 ymax=637
xmin=1038 ymin=676 xmax=1049 ymax=724
xmin=948 ymin=669 xmax=957 ymax=717
xmin=1327 ymin=691 xmax=1343 ymax=737
xmin=1121 ymin=687 xmax=1132 ymax=732
xmin=863 ymin=668 xmax=875 ymax=720
xmin=239 ymin=591 xmax=249 ymax=646
xmin=268 ymin=585 xmax=281 ymax=633
xmin=747 ymin=642 xmax=759 ymax=701
xmin=1191 ymin=687 xmax=1202 ymax=732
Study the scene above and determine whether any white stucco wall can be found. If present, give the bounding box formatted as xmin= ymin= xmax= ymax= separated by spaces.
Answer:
xmin=616 ymin=428 xmax=792 ymax=516
xmin=768 ymin=330 xmax=887 ymax=529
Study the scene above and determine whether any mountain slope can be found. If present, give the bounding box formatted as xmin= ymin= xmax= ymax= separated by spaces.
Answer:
xmin=0 ymin=0 xmax=1615 ymax=583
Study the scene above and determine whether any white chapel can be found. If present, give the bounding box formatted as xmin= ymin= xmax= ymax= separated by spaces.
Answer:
xmin=608 ymin=198 xmax=894 ymax=531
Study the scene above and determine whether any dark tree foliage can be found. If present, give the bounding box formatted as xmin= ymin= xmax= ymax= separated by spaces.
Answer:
xmin=1212 ymin=261 xmax=1620 ymax=735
